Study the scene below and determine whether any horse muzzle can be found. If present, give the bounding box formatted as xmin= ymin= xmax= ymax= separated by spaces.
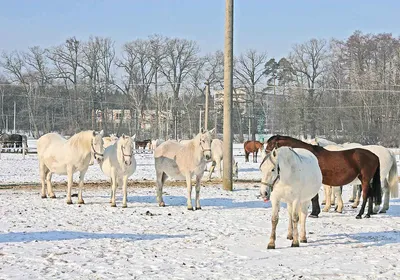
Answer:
xmin=124 ymin=160 xmax=132 ymax=166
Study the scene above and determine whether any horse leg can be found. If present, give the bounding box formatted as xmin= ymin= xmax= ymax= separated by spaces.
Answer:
xmin=39 ymin=163 xmax=48 ymax=198
xmin=109 ymin=177 xmax=113 ymax=203
xmin=254 ymin=151 xmax=258 ymax=163
xmin=186 ymin=174 xmax=193 ymax=210
xmin=156 ymin=172 xmax=167 ymax=207
xmin=322 ymin=185 xmax=331 ymax=212
xmin=208 ymin=161 xmax=216 ymax=181
xmin=217 ymin=159 xmax=222 ymax=179
xmin=287 ymin=204 xmax=293 ymax=240
xmin=110 ymin=172 xmax=117 ymax=207
xmin=309 ymin=193 xmax=320 ymax=218
xmin=122 ymin=175 xmax=128 ymax=208
xmin=267 ymin=198 xmax=280 ymax=249
xmin=356 ymin=181 xmax=372 ymax=219
xmin=291 ymin=201 xmax=300 ymax=247
xmin=380 ymin=180 xmax=390 ymax=213
xmin=66 ymin=168 xmax=73 ymax=205
xmin=352 ymin=185 xmax=362 ymax=208
xmin=334 ymin=186 xmax=344 ymax=213
xmin=349 ymin=185 xmax=357 ymax=202
xmin=245 ymin=151 xmax=249 ymax=162
xmin=331 ymin=187 xmax=336 ymax=205
xmin=46 ymin=171 xmax=56 ymax=198
xmin=195 ymin=175 xmax=201 ymax=210
xmin=299 ymin=202 xmax=309 ymax=243
xmin=77 ymin=170 xmax=86 ymax=204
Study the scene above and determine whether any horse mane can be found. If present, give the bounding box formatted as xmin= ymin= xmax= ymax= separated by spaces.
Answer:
xmin=68 ymin=130 xmax=93 ymax=151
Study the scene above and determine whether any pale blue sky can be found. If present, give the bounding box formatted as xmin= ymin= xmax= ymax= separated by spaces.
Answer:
xmin=1 ymin=0 xmax=399 ymax=59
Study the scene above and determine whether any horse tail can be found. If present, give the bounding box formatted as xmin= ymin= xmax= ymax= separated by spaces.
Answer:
xmin=371 ymin=164 xmax=382 ymax=205
xmin=388 ymin=151 xmax=399 ymax=198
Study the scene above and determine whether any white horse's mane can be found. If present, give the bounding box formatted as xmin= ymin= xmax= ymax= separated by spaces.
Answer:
xmin=67 ymin=130 xmax=94 ymax=151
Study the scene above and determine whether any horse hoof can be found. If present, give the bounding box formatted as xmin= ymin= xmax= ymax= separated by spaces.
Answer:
xmin=41 ymin=195 xmax=47 ymax=199
xmin=364 ymin=214 xmax=371 ymax=218
xmin=66 ymin=200 xmax=73 ymax=205
xmin=291 ymin=242 xmax=299 ymax=247
xmin=322 ymin=208 xmax=329 ymax=213
xmin=159 ymin=202 xmax=165 ymax=207
xmin=335 ymin=210 xmax=343 ymax=214
xmin=349 ymin=199 xmax=355 ymax=203
xmin=50 ymin=194 xmax=56 ymax=199
xmin=196 ymin=207 xmax=202 ymax=210
xmin=187 ymin=207 xmax=194 ymax=211
xmin=111 ymin=203 xmax=117 ymax=207
xmin=308 ymin=214 xmax=319 ymax=218
xmin=300 ymin=239 xmax=307 ymax=243
xmin=379 ymin=209 xmax=387 ymax=214
xmin=287 ymin=235 xmax=293 ymax=240
xmin=321 ymin=202 xmax=326 ymax=205
xmin=78 ymin=200 xmax=85 ymax=205
xmin=351 ymin=205 xmax=358 ymax=209
xmin=370 ymin=212 xmax=377 ymax=215
xmin=267 ymin=244 xmax=275 ymax=249
xmin=355 ymin=215 xmax=362 ymax=219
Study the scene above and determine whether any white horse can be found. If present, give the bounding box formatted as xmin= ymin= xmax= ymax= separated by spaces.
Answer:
xmin=154 ymin=129 xmax=215 ymax=210
xmin=37 ymin=130 xmax=104 ymax=204
xmin=260 ymin=147 xmax=322 ymax=249
xmin=321 ymin=142 xmax=399 ymax=214
xmin=103 ymin=133 xmax=119 ymax=148
xmin=150 ymin=139 xmax=164 ymax=150
xmin=207 ymin=139 xmax=238 ymax=180
xmin=100 ymin=134 xmax=136 ymax=208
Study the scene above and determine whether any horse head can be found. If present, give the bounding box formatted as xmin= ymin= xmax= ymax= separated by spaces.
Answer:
xmin=259 ymin=148 xmax=280 ymax=202
xmin=197 ymin=128 xmax=214 ymax=161
xmin=119 ymin=134 xmax=134 ymax=166
xmin=91 ymin=130 xmax=105 ymax=163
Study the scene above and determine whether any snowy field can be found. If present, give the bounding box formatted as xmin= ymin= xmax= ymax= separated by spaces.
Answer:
xmin=1 ymin=143 xmax=400 ymax=279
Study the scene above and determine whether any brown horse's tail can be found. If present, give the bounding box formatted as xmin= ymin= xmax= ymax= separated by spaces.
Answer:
xmin=371 ymin=165 xmax=382 ymax=205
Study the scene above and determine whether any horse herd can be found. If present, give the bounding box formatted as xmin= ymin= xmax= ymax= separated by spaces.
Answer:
xmin=34 ymin=130 xmax=399 ymax=249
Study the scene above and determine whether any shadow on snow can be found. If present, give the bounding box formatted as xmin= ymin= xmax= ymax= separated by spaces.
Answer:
xmin=0 ymin=231 xmax=186 ymax=243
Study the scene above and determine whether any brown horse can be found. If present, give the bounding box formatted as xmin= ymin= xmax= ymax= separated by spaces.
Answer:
xmin=135 ymin=139 xmax=151 ymax=149
xmin=266 ymin=135 xmax=381 ymax=219
xmin=244 ymin=140 xmax=264 ymax=163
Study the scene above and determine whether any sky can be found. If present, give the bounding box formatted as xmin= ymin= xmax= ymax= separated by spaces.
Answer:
xmin=1 ymin=0 xmax=400 ymax=59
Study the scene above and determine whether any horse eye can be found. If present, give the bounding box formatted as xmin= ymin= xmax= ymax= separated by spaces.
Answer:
xmin=272 ymin=168 xmax=275 ymax=172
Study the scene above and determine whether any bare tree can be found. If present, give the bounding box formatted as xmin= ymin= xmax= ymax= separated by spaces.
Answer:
xmin=148 ymin=34 xmax=167 ymax=138
xmin=234 ymin=49 xmax=269 ymax=140
xmin=289 ymin=38 xmax=328 ymax=137
xmin=116 ymin=39 xmax=155 ymax=138
xmin=159 ymin=38 xmax=199 ymax=139
xmin=48 ymin=37 xmax=81 ymax=129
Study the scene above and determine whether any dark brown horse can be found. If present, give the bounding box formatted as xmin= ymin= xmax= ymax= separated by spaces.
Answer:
xmin=244 ymin=140 xmax=264 ymax=163
xmin=135 ymin=139 xmax=151 ymax=149
xmin=266 ymin=135 xmax=381 ymax=219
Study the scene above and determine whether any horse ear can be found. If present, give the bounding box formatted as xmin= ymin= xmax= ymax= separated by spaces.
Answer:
xmin=208 ymin=128 xmax=216 ymax=134
xmin=272 ymin=148 xmax=277 ymax=158
xmin=99 ymin=130 xmax=104 ymax=137
xmin=131 ymin=134 xmax=136 ymax=140
xmin=92 ymin=131 xmax=96 ymax=137
xmin=121 ymin=133 xmax=126 ymax=139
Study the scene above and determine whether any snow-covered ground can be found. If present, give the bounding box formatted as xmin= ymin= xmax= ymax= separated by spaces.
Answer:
xmin=1 ymin=185 xmax=400 ymax=279
xmin=1 ymin=143 xmax=400 ymax=279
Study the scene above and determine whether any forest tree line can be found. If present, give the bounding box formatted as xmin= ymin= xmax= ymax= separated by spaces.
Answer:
xmin=1 ymin=31 xmax=400 ymax=146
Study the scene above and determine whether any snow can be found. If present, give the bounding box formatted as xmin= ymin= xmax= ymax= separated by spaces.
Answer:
xmin=0 ymin=143 xmax=400 ymax=279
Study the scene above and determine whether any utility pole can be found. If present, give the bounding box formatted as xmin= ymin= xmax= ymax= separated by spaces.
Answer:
xmin=223 ymin=0 xmax=234 ymax=191
xmin=204 ymin=81 xmax=210 ymax=130
xmin=199 ymin=108 xmax=203 ymax=133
